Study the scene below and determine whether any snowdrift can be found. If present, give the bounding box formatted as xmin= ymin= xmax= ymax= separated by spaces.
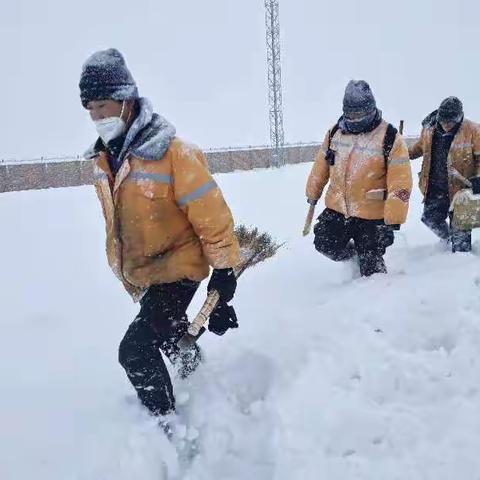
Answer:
xmin=1 ymin=163 xmax=479 ymax=480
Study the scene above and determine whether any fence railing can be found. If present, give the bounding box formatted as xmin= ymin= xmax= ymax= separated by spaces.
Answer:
xmin=0 ymin=137 xmax=418 ymax=193
xmin=0 ymin=154 xmax=85 ymax=166
xmin=0 ymin=137 xmax=417 ymax=166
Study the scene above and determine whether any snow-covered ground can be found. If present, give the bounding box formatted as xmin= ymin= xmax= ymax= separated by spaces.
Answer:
xmin=1 ymin=162 xmax=480 ymax=480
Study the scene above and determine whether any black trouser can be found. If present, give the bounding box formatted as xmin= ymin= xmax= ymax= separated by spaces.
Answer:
xmin=118 ymin=280 xmax=201 ymax=416
xmin=313 ymin=208 xmax=394 ymax=277
xmin=422 ymin=192 xmax=471 ymax=252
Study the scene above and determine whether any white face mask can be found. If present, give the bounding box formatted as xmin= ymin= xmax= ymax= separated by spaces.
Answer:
xmin=94 ymin=101 xmax=127 ymax=143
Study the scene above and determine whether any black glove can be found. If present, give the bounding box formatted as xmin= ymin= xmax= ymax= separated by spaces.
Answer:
xmin=377 ymin=223 xmax=395 ymax=248
xmin=207 ymin=268 xmax=237 ymax=303
xmin=208 ymin=302 xmax=238 ymax=336
xmin=470 ymin=176 xmax=480 ymax=195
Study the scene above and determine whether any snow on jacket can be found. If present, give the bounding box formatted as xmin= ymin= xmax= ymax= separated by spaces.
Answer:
xmin=88 ymin=99 xmax=240 ymax=301
xmin=409 ymin=118 xmax=480 ymax=201
xmin=306 ymin=120 xmax=413 ymax=225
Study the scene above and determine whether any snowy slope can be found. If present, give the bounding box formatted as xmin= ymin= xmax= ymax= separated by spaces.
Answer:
xmin=1 ymin=163 xmax=480 ymax=480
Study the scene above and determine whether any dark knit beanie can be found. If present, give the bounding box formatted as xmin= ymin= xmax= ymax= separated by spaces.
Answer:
xmin=79 ymin=48 xmax=139 ymax=108
xmin=437 ymin=97 xmax=463 ymax=123
xmin=343 ymin=80 xmax=377 ymax=116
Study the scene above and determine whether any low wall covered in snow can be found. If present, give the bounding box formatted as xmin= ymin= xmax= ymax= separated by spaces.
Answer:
xmin=0 ymin=160 xmax=94 ymax=193
xmin=0 ymin=138 xmax=416 ymax=193
xmin=0 ymin=144 xmax=318 ymax=193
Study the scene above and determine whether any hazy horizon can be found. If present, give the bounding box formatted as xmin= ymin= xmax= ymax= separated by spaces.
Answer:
xmin=2 ymin=0 xmax=479 ymax=159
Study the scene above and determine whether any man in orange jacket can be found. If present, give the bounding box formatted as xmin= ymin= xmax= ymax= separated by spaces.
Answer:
xmin=306 ymin=80 xmax=412 ymax=276
xmin=79 ymin=49 xmax=240 ymax=421
xmin=409 ymin=97 xmax=480 ymax=252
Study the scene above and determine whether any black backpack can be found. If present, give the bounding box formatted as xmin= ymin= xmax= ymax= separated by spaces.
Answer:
xmin=325 ymin=122 xmax=398 ymax=167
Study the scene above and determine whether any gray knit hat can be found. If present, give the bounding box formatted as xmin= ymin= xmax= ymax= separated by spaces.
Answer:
xmin=79 ymin=48 xmax=139 ymax=108
xmin=343 ymin=80 xmax=377 ymax=116
xmin=437 ymin=96 xmax=463 ymax=124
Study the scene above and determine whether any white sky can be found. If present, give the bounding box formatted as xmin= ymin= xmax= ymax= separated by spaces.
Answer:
xmin=1 ymin=0 xmax=479 ymax=159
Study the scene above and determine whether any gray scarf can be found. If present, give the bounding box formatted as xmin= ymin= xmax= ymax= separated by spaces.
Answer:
xmin=339 ymin=109 xmax=382 ymax=135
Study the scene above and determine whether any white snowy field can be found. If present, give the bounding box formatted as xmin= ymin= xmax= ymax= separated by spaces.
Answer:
xmin=1 ymin=162 xmax=480 ymax=480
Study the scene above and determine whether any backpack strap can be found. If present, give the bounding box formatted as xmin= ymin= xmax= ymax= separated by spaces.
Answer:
xmin=329 ymin=123 xmax=340 ymax=146
xmin=326 ymin=122 xmax=397 ymax=167
xmin=325 ymin=122 xmax=340 ymax=166
xmin=383 ymin=123 xmax=398 ymax=167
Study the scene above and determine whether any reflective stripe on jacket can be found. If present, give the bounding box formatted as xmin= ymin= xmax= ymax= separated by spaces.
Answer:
xmin=94 ymin=137 xmax=240 ymax=300
xmin=306 ymin=120 xmax=413 ymax=224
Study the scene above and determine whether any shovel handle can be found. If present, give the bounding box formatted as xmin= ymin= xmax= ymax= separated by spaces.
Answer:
xmin=187 ymin=289 xmax=220 ymax=337
xmin=302 ymin=204 xmax=316 ymax=236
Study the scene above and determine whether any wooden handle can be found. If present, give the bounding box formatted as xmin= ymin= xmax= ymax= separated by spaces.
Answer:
xmin=185 ymin=250 xmax=260 ymax=339
xmin=302 ymin=204 xmax=316 ymax=236
xmin=187 ymin=290 xmax=220 ymax=336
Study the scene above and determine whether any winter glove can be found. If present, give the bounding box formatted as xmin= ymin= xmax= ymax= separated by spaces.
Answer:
xmin=207 ymin=268 xmax=237 ymax=303
xmin=208 ymin=302 xmax=238 ymax=336
xmin=470 ymin=176 xmax=480 ymax=195
xmin=377 ymin=223 xmax=395 ymax=249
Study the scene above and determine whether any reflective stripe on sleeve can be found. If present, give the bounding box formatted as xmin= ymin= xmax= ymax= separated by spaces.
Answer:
xmin=388 ymin=157 xmax=410 ymax=166
xmin=177 ymin=180 xmax=218 ymax=206
xmin=94 ymin=172 xmax=109 ymax=181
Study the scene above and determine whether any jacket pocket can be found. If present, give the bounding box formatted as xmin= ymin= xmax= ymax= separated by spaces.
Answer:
xmin=136 ymin=181 xmax=170 ymax=200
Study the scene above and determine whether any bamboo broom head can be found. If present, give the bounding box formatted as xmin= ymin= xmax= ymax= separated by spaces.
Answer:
xmin=234 ymin=224 xmax=283 ymax=268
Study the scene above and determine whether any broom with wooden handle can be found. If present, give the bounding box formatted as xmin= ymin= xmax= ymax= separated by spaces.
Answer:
xmin=178 ymin=225 xmax=282 ymax=349
xmin=302 ymin=203 xmax=316 ymax=236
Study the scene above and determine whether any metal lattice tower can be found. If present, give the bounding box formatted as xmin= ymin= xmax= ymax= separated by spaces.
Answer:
xmin=264 ymin=0 xmax=285 ymax=167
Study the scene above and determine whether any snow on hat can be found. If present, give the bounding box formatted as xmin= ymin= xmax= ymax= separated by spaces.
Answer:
xmin=343 ymin=80 xmax=377 ymax=116
xmin=437 ymin=96 xmax=463 ymax=123
xmin=79 ymin=48 xmax=139 ymax=108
